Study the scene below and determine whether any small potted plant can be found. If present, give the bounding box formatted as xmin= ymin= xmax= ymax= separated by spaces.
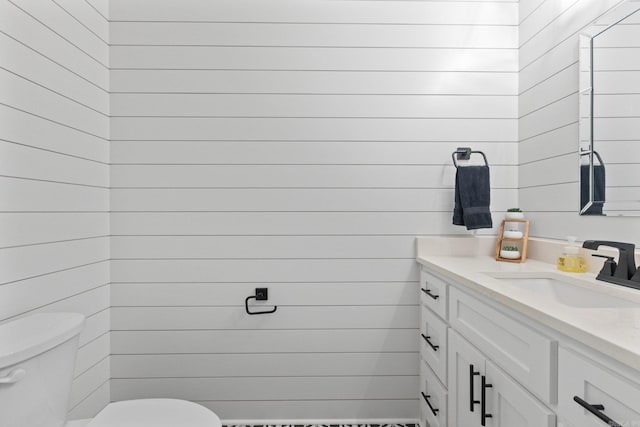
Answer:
xmin=500 ymin=245 xmax=521 ymax=260
xmin=505 ymin=208 xmax=524 ymax=220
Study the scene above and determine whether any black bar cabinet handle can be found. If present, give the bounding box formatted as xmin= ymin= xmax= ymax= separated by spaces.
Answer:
xmin=481 ymin=375 xmax=493 ymax=426
xmin=421 ymin=333 xmax=439 ymax=351
xmin=421 ymin=287 xmax=439 ymax=300
xmin=421 ymin=392 xmax=439 ymax=416
xmin=469 ymin=364 xmax=480 ymax=412
xmin=573 ymin=396 xmax=622 ymax=427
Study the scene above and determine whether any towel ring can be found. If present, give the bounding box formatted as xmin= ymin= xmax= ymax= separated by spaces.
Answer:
xmin=451 ymin=147 xmax=489 ymax=168
xmin=580 ymin=149 xmax=605 ymax=168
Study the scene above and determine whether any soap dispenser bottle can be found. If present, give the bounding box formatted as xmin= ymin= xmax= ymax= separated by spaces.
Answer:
xmin=557 ymin=236 xmax=588 ymax=273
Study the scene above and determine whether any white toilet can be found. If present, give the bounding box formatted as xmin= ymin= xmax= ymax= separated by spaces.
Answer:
xmin=0 ymin=312 xmax=222 ymax=427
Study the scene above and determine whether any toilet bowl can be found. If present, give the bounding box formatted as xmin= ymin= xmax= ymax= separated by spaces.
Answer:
xmin=67 ymin=399 xmax=221 ymax=427
xmin=0 ymin=313 xmax=221 ymax=427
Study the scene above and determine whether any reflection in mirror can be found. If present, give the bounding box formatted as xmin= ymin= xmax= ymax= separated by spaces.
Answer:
xmin=580 ymin=1 xmax=640 ymax=216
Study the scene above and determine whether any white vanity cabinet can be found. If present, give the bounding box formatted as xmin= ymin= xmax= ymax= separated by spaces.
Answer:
xmin=448 ymin=328 xmax=556 ymax=427
xmin=418 ymin=263 xmax=640 ymax=427
xmin=419 ymin=266 xmax=556 ymax=427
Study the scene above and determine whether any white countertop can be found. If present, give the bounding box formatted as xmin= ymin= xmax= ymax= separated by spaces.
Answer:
xmin=417 ymin=253 xmax=640 ymax=372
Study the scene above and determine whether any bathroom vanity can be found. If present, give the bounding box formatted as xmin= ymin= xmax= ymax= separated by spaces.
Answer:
xmin=416 ymin=237 xmax=640 ymax=427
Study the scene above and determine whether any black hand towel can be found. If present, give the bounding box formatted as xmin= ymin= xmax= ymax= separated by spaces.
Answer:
xmin=453 ymin=165 xmax=493 ymax=230
xmin=580 ymin=164 xmax=605 ymax=215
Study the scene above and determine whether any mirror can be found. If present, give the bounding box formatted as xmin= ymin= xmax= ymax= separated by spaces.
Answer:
xmin=580 ymin=0 xmax=640 ymax=216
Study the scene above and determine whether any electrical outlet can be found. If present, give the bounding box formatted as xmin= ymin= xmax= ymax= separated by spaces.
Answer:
xmin=255 ymin=288 xmax=268 ymax=300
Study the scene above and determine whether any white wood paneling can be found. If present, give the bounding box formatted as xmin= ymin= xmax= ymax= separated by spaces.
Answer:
xmin=111 ymin=94 xmax=516 ymax=119
xmin=520 ymin=125 xmax=577 ymax=163
xmin=110 ymin=0 xmax=517 ymax=420
xmin=0 ymin=178 xmax=108 ymax=211
xmin=0 ymin=212 xmax=108 ymax=248
xmin=110 ymin=164 xmax=518 ymax=189
xmin=111 ymin=141 xmax=517 ymax=165
xmin=70 ymin=357 xmax=110 ymax=408
xmin=111 ymin=376 xmax=419 ymax=401
xmin=111 ymin=46 xmax=518 ymax=72
xmin=520 ymin=154 xmax=576 ymax=188
xmin=111 ymin=306 xmax=418 ymax=330
xmin=111 ymin=235 xmax=419 ymax=259
xmin=111 ymin=117 xmax=517 ymax=142
xmin=85 ymin=0 xmax=108 ymax=21
xmin=0 ymin=105 xmax=108 ymax=163
xmin=112 ymin=282 xmax=418 ymax=306
xmin=111 ymin=259 xmax=418 ymax=283
xmin=110 ymin=188 xmax=517 ymax=212
xmin=0 ymin=0 xmax=108 ymax=89
xmin=0 ymin=140 xmax=109 ymax=187
xmin=0 ymin=32 xmax=108 ymax=113
xmin=111 ymin=70 xmax=518 ymax=95
xmin=110 ymin=376 xmax=421 ymax=420
xmin=109 ymin=0 xmax=518 ymax=24
xmin=0 ymin=0 xmax=110 ymax=418
xmin=68 ymin=381 xmax=110 ymax=420
xmin=76 ymin=332 xmax=109 ymax=377
xmin=54 ymin=0 xmax=109 ymax=43
xmin=0 ymin=68 xmax=108 ymax=138
xmin=111 ymin=329 xmax=419 ymax=354
xmin=111 ymin=22 xmax=517 ymax=48
xmin=519 ymin=183 xmax=578 ymax=213
xmin=518 ymin=0 xmax=638 ymax=241
xmin=111 ymin=353 xmax=418 ymax=378
xmin=0 ymin=261 xmax=109 ymax=321
xmin=79 ymin=310 xmax=110 ymax=347
xmin=12 ymin=0 xmax=108 ymax=65
xmin=111 ymin=211 xmax=504 ymax=236
xmin=519 ymin=94 xmax=577 ymax=142
xmin=520 ymin=0 xmax=621 ymax=67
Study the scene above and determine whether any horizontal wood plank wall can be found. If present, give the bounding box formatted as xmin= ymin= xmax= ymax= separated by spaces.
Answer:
xmin=0 ymin=0 xmax=110 ymax=419
xmin=518 ymin=0 xmax=640 ymax=240
xmin=109 ymin=0 xmax=518 ymax=421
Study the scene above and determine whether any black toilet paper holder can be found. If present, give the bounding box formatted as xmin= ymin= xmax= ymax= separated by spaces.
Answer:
xmin=245 ymin=288 xmax=278 ymax=315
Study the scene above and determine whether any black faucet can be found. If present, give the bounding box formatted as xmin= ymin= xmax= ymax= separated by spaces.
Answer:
xmin=582 ymin=240 xmax=639 ymax=288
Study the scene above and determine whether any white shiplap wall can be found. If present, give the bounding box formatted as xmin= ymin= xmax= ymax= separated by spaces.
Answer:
xmin=519 ymin=0 xmax=640 ymax=240
xmin=109 ymin=0 xmax=518 ymax=421
xmin=0 ymin=0 xmax=110 ymax=419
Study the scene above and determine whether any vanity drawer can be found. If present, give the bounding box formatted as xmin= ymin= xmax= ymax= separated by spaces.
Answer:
xmin=420 ymin=268 xmax=448 ymax=320
xmin=558 ymin=347 xmax=640 ymax=427
xmin=448 ymin=286 xmax=557 ymax=404
xmin=420 ymin=358 xmax=448 ymax=427
xmin=420 ymin=303 xmax=447 ymax=385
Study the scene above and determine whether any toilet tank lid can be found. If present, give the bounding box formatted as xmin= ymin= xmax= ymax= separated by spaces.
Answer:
xmin=0 ymin=313 xmax=85 ymax=369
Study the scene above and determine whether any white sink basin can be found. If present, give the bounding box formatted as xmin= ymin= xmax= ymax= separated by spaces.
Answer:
xmin=485 ymin=273 xmax=640 ymax=309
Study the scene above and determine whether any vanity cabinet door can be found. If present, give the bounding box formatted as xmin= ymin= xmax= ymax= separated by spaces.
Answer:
xmin=449 ymin=286 xmax=557 ymax=404
xmin=448 ymin=329 xmax=485 ymax=427
xmin=485 ymin=360 xmax=556 ymax=427
xmin=449 ymin=329 xmax=556 ymax=427
xmin=558 ymin=348 xmax=640 ymax=427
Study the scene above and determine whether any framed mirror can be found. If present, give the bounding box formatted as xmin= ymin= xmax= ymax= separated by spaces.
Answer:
xmin=580 ymin=0 xmax=640 ymax=216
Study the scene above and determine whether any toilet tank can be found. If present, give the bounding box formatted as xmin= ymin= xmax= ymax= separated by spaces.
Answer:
xmin=0 ymin=313 xmax=85 ymax=427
